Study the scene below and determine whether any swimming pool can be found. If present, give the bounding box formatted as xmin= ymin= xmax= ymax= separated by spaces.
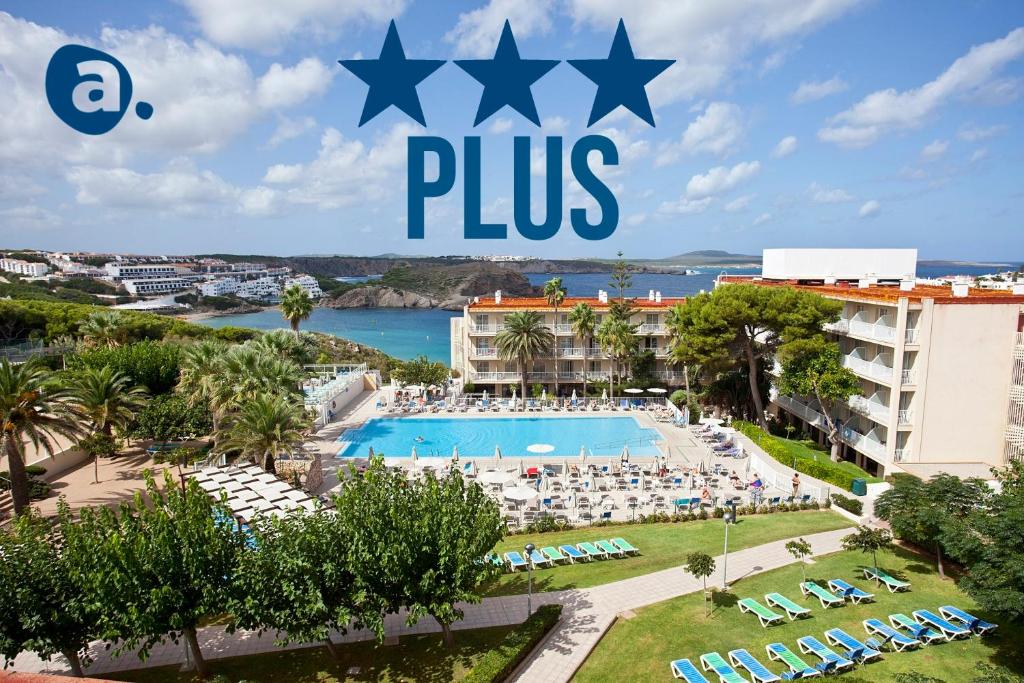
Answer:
xmin=336 ymin=416 xmax=664 ymax=458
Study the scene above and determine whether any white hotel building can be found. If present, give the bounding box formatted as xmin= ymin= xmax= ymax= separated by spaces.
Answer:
xmin=450 ymin=289 xmax=688 ymax=393
xmin=719 ymin=249 xmax=1024 ymax=478
xmin=0 ymin=258 xmax=48 ymax=277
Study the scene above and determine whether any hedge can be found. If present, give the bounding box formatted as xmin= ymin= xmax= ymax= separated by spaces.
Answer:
xmin=830 ymin=493 xmax=864 ymax=515
xmin=735 ymin=421 xmax=857 ymax=492
xmin=464 ymin=604 xmax=562 ymax=682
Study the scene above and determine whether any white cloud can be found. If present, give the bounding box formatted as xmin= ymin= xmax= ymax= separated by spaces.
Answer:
xmin=724 ymin=194 xmax=754 ymax=212
xmin=541 ymin=116 xmax=570 ymax=133
xmin=790 ymin=76 xmax=848 ymax=104
xmin=263 ymin=164 xmax=304 ymax=184
xmin=567 ymin=0 xmax=862 ymax=105
xmin=970 ymin=147 xmax=989 ymax=163
xmin=0 ymin=14 xmax=335 ymax=167
xmin=489 ymin=118 xmax=514 ymax=134
xmin=445 ymin=0 xmax=556 ymax=58
xmin=0 ymin=174 xmax=46 ymax=200
xmin=957 ymin=123 xmax=1008 ymax=141
xmin=656 ymin=102 xmax=743 ymax=165
xmin=658 ymin=196 xmax=713 ymax=215
xmin=809 ymin=182 xmax=853 ymax=203
xmin=858 ymin=199 xmax=880 ymax=218
xmin=920 ymin=139 xmax=948 ymax=161
xmin=625 ymin=212 xmax=647 ymax=226
xmin=685 ymin=161 xmax=761 ymax=199
xmin=179 ymin=0 xmax=404 ymax=51
xmin=66 ymin=160 xmax=239 ymax=215
xmin=266 ymin=116 xmax=316 ymax=148
xmin=255 ymin=58 xmax=333 ymax=109
xmin=820 ymin=27 xmax=1024 ymax=147
xmin=772 ymin=135 xmax=798 ymax=158
xmin=0 ymin=205 xmax=61 ymax=229
xmin=752 ymin=212 xmax=773 ymax=226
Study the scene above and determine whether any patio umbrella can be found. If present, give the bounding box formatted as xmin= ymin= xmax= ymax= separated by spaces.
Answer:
xmin=504 ymin=486 xmax=539 ymax=502
xmin=571 ymin=389 xmax=577 ymax=401
xmin=410 ymin=446 xmax=418 ymax=463
xmin=541 ymin=388 xmax=547 ymax=402
xmin=405 ymin=385 xmax=424 ymax=393
xmin=700 ymin=417 xmax=725 ymax=426
xmin=483 ymin=390 xmax=488 ymax=401
xmin=494 ymin=444 xmax=502 ymax=460
xmin=451 ymin=445 xmax=459 ymax=462
xmin=478 ymin=470 xmax=514 ymax=485
xmin=368 ymin=446 xmax=375 ymax=458
xmin=578 ymin=444 xmax=587 ymax=462
xmin=620 ymin=445 xmax=630 ymax=463
xmin=624 ymin=388 xmax=643 ymax=394
xmin=647 ymin=388 xmax=667 ymax=394
xmin=601 ymin=388 xmax=608 ymax=402
xmin=527 ymin=443 xmax=555 ymax=454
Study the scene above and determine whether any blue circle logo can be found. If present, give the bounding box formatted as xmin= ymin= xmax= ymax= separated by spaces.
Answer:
xmin=45 ymin=44 xmax=153 ymax=135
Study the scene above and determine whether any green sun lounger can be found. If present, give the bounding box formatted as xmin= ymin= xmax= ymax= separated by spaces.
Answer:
xmin=828 ymin=578 xmax=874 ymax=603
xmin=764 ymin=592 xmax=811 ymax=620
xmin=796 ymin=636 xmax=854 ymax=673
xmin=765 ymin=643 xmax=820 ymax=679
xmin=800 ymin=581 xmax=844 ymax=609
xmin=699 ymin=652 xmax=748 ymax=683
xmin=913 ymin=609 xmax=972 ymax=640
xmin=596 ymin=539 xmax=624 ymax=557
xmin=939 ymin=605 xmax=998 ymax=635
xmin=671 ymin=658 xmax=711 ymax=682
xmin=577 ymin=541 xmax=608 ymax=559
xmin=558 ymin=544 xmax=587 ymax=563
xmin=738 ymin=597 xmax=784 ymax=627
xmin=728 ymin=649 xmax=781 ymax=682
xmin=610 ymin=537 xmax=640 ymax=555
xmin=889 ymin=613 xmax=945 ymax=645
xmin=824 ymin=627 xmax=883 ymax=663
xmin=485 ymin=553 xmax=503 ymax=568
xmin=863 ymin=618 xmax=922 ymax=652
xmin=527 ymin=548 xmax=552 ymax=568
xmin=863 ymin=566 xmax=911 ymax=592
xmin=541 ymin=546 xmax=568 ymax=564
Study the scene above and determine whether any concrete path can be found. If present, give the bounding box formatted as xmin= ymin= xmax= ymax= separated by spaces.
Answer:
xmin=11 ymin=528 xmax=849 ymax=680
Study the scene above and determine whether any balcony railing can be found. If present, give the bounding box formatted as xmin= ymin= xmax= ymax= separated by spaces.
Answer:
xmin=652 ymin=371 xmax=686 ymax=380
xmin=775 ymin=395 xmax=827 ymax=429
xmin=470 ymin=347 xmax=497 ymax=358
xmin=557 ymin=347 xmax=603 ymax=358
xmin=638 ymin=323 xmax=667 ymax=334
xmin=468 ymin=323 xmax=504 ymax=335
xmin=894 ymin=448 xmax=907 ymax=463
xmin=848 ymin=395 xmax=889 ymax=423
xmin=848 ymin=320 xmax=896 ymax=344
xmin=901 ymin=369 xmax=916 ymax=385
xmin=897 ymin=409 xmax=913 ymax=425
xmin=904 ymin=328 xmax=919 ymax=344
xmin=840 ymin=425 xmax=887 ymax=460
xmin=843 ymin=355 xmax=894 ymax=383
xmin=553 ymin=324 xmax=573 ymax=334
xmin=823 ymin=320 xmax=849 ymax=334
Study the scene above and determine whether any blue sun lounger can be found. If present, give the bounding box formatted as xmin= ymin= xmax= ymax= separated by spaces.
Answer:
xmin=765 ymin=643 xmax=820 ymax=679
xmin=827 ymin=578 xmax=874 ymax=604
xmin=796 ymin=636 xmax=854 ymax=673
xmin=728 ymin=649 xmax=781 ymax=682
xmin=670 ymin=658 xmax=711 ymax=682
xmin=504 ymin=551 xmax=528 ymax=572
xmin=527 ymin=548 xmax=553 ymax=568
xmin=823 ymin=628 xmax=883 ymax=663
xmin=913 ymin=609 xmax=972 ymax=640
xmin=558 ymin=544 xmax=587 ymax=563
xmin=862 ymin=618 xmax=922 ymax=652
xmin=939 ymin=606 xmax=998 ymax=635
xmin=889 ymin=613 xmax=945 ymax=645
xmin=699 ymin=652 xmax=747 ymax=683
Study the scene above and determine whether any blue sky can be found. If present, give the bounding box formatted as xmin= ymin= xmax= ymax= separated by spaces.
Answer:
xmin=1 ymin=1 xmax=1022 ymax=260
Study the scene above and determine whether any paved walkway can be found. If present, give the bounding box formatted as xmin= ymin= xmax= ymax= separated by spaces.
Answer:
xmin=12 ymin=528 xmax=849 ymax=679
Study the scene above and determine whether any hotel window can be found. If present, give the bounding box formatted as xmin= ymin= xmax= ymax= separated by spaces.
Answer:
xmin=503 ymin=362 xmax=516 ymax=373
xmin=643 ymin=337 xmax=658 ymax=351
xmin=559 ymin=360 xmax=573 ymax=374
xmin=589 ymin=360 xmax=601 ymax=373
xmin=478 ymin=362 xmax=490 ymax=373
xmin=645 ymin=313 xmax=659 ymax=326
xmin=532 ymin=362 xmax=546 ymax=374
xmin=474 ymin=314 xmax=489 ymax=328
xmin=559 ymin=338 xmax=573 ymax=351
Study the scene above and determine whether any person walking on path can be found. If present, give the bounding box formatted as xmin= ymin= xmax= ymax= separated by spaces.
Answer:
xmin=792 ymin=473 xmax=800 ymax=499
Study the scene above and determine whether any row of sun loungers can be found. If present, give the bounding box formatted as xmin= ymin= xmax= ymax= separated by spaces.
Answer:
xmin=492 ymin=537 xmax=639 ymax=571
xmin=671 ymin=605 xmax=996 ymax=682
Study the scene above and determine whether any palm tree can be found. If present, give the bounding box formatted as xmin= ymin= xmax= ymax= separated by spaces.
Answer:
xmin=0 ymin=360 xmax=82 ymax=515
xmin=252 ymin=329 xmax=310 ymax=365
xmin=494 ymin=311 xmax=554 ymax=408
xmin=665 ymin=302 xmax=693 ymax=401
xmin=79 ymin=311 xmax=127 ymax=349
xmin=280 ymin=285 xmax=314 ymax=338
xmin=217 ymin=394 xmax=308 ymax=474
xmin=568 ymin=302 xmax=597 ymax=399
xmin=543 ymin=277 xmax=566 ymax=396
xmin=178 ymin=338 xmax=226 ymax=423
xmin=67 ymin=366 xmax=148 ymax=484
xmin=596 ymin=317 xmax=636 ymax=398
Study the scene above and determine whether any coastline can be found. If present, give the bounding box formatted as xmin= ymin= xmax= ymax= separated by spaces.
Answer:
xmin=180 ymin=305 xmax=278 ymax=322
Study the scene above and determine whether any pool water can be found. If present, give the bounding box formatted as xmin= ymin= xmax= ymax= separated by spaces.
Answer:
xmin=336 ymin=416 xmax=664 ymax=458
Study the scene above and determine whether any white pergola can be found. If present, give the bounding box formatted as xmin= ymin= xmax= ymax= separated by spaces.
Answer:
xmin=190 ymin=463 xmax=319 ymax=522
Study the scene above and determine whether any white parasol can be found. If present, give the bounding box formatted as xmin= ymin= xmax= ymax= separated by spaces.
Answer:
xmin=494 ymin=444 xmax=502 ymax=460
xmin=700 ymin=417 xmax=725 ymax=426
xmin=527 ymin=443 xmax=555 ymax=454
xmin=624 ymin=388 xmax=643 ymax=394
xmin=478 ymin=470 xmax=515 ymax=485
xmin=410 ymin=446 xmax=418 ymax=462
xmin=451 ymin=445 xmax=459 ymax=462
xmin=601 ymin=388 xmax=608 ymax=402
xmin=647 ymin=388 xmax=667 ymax=394
xmin=504 ymin=486 xmax=540 ymax=502
xmin=541 ymin=388 xmax=547 ymax=402
xmin=578 ymin=444 xmax=587 ymax=462
xmin=620 ymin=445 xmax=630 ymax=463
xmin=368 ymin=446 xmax=375 ymax=458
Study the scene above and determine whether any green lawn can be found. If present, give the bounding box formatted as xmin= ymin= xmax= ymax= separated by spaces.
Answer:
xmin=106 ymin=625 xmax=514 ymax=683
xmin=485 ymin=511 xmax=853 ymax=597
xmin=739 ymin=422 xmax=883 ymax=484
xmin=575 ymin=545 xmax=1023 ymax=682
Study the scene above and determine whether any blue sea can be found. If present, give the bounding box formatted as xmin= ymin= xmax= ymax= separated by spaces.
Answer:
xmin=200 ymin=264 xmax=1015 ymax=364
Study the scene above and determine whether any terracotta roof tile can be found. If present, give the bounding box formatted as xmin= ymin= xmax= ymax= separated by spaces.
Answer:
xmin=719 ymin=275 xmax=1024 ymax=305
xmin=467 ymin=296 xmax=687 ymax=310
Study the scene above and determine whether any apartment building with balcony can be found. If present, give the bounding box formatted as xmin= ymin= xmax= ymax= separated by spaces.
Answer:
xmin=720 ymin=248 xmax=1024 ymax=478
xmin=450 ymin=289 xmax=688 ymax=393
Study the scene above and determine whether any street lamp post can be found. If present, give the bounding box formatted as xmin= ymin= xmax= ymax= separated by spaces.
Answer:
xmin=524 ymin=543 xmax=535 ymax=617
xmin=722 ymin=511 xmax=734 ymax=590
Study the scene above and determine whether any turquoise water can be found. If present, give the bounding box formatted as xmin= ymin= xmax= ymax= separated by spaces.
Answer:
xmin=198 ymin=308 xmax=457 ymax=363
xmin=336 ymin=415 xmax=663 ymax=458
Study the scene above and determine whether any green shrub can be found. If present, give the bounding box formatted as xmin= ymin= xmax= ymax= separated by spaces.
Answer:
xmin=23 ymin=464 xmax=47 ymax=477
xmin=69 ymin=340 xmax=181 ymax=394
xmin=464 ymin=604 xmax=562 ymax=682
xmin=735 ymin=421 xmax=858 ymax=492
xmin=830 ymin=493 xmax=864 ymax=515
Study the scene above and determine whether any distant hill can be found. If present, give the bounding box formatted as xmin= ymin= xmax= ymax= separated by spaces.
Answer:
xmin=632 ymin=250 xmax=762 ymax=267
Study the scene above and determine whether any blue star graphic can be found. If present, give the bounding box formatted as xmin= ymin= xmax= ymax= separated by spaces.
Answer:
xmin=569 ymin=19 xmax=674 ymax=127
xmin=339 ymin=20 xmax=444 ymax=126
xmin=455 ymin=21 xmax=559 ymax=126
